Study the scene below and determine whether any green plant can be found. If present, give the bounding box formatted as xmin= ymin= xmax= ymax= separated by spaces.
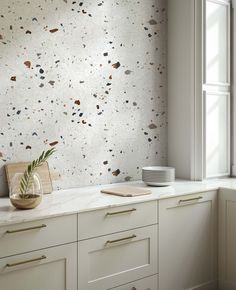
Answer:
xmin=19 ymin=148 xmax=56 ymax=198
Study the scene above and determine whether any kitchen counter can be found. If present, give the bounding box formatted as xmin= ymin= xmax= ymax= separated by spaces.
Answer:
xmin=1 ymin=178 xmax=236 ymax=227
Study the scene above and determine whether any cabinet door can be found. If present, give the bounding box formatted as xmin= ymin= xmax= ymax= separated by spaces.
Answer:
xmin=0 ymin=243 xmax=77 ymax=290
xmin=219 ymin=188 xmax=236 ymax=290
xmin=159 ymin=191 xmax=218 ymax=290
xmin=78 ymin=225 xmax=158 ymax=290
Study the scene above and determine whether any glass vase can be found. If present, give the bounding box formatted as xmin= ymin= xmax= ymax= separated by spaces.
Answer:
xmin=10 ymin=172 xmax=43 ymax=209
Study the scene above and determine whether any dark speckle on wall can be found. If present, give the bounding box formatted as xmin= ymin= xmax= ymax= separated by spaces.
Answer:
xmin=112 ymin=62 xmax=121 ymax=69
xmin=49 ymin=141 xmax=59 ymax=147
xmin=49 ymin=28 xmax=59 ymax=33
xmin=0 ymin=0 xmax=167 ymax=193
xmin=24 ymin=61 xmax=31 ymax=68
xmin=112 ymin=169 xmax=121 ymax=176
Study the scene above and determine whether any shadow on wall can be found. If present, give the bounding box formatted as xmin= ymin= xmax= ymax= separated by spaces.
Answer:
xmin=0 ymin=167 xmax=8 ymax=197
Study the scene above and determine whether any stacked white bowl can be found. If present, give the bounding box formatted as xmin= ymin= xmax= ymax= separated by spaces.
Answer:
xmin=142 ymin=166 xmax=175 ymax=186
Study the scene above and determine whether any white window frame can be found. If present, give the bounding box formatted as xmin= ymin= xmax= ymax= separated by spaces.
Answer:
xmin=192 ymin=0 xmax=231 ymax=180
xmin=232 ymin=0 xmax=236 ymax=176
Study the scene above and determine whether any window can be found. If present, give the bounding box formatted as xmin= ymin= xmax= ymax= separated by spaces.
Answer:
xmin=203 ymin=0 xmax=231 ymax=178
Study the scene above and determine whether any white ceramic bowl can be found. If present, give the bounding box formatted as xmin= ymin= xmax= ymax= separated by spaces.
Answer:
xmin=142 ymin=166 xmax=175 ymax=186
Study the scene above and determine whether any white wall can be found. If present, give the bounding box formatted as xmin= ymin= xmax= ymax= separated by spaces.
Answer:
xmin=0 ymin=0 xmax=167 ymax=195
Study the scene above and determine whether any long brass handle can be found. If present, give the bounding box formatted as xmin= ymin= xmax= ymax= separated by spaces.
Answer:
xmin=179 ymin=196 xmax=203 ymax=204
xmin=6 ymin=224 xmax=47 ymax=234
xmin=106 ymin=208 xmax=137 ymax=217
xmin=106 ymin=234 xmax=136 ymax=245
xmin=6 ymin=255 xmax=46 ymax=268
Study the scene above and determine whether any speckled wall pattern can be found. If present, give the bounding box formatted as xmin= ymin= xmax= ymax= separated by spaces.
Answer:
xmin=0 ymin=0 xmax=167 ymax=195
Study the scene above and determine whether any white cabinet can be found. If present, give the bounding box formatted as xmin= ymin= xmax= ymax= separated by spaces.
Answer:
xmin=0 ymin=215 xmax=77 ymax=290
xmin=78 ymin=225 xmax=158 ymax=290
xmin=110 ymin=275 xmax=158 ymax=290
xmin=0 ymin=214 xmax=77 ymax=258
xmin=0 ymin=243 xmax=77 ymax=290
xmin=159 ymin=191 xmax=218 ymax=290
xmin=77 ymin=201 xmax=158 ymax=290
xmin=78 ymin=201 xmax=158 ymax=240
xmin=2 ymin=189 xmax=234 ymax=290
xmin=219 ymin=188 xmax=236 ymax=290
xmin=168 ymin=0 xmax=231 ymax=180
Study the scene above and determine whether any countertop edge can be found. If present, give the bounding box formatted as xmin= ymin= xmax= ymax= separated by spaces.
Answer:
xmin=0 ymin=178 xmax=231 ymax=227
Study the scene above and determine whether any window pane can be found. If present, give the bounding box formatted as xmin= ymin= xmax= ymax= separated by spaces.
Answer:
xmin=205 ymin=93 xmax=229 ymax=177
xmin=206 ymin=1 xmax=228 ymax=84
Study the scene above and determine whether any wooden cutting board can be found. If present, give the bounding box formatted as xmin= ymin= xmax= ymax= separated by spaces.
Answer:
xmin=5 ymin=162 xmax=53 ymax=194
xmin=101 ymin=186 xmax=151 ymax=197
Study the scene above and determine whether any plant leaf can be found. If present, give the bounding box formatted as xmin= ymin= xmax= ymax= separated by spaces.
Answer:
xmin=19 ymin=148 xmax=56 ymax=195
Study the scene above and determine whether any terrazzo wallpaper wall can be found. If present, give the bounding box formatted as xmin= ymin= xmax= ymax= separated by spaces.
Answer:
xmin=0 ymin=0 xmax=167 ymax=195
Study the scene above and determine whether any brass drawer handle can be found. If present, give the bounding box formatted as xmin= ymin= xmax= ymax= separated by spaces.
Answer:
xmin=6 ymin=255 xmax=46 ymax=268
xmin=6 ymin=224 xmax=47 ymax=234
xmin=106 ymin=208 xmax=137 ymax=216
xmin=106 ymin=234 xmax=136 ymax=245
xmin=179 ymin=196 xmax=203 ymax=204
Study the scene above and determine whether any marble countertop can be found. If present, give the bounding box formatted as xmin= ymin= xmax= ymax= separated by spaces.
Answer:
xmin=1 ymin=178 xmax=236 ymax=227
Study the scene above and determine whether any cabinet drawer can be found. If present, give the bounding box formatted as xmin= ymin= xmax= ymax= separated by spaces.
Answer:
xmin=0 ymin=243 xmax=77 ymax=290
xmin=110 ymin=275 xmax=158 ymax=290
xmin=159 ymin=190 xmax=217 ymax=209
xmin=78 ymin=225 xmax=158 ymax=290
xmin=0 ymin=214 xmax=77 ymax=258
xmin=78 ymin=201 xmax=158 ymax=240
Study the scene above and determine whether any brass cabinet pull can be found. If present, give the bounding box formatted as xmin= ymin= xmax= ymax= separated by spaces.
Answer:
xmin=6 ymin=224 xmax=47 ymax=234
xmin=179 ymin=196 xmax=203 ymax=204
xmin=6 ymin=255 xmax=46 ymax=268
xmin=106 ymin=234 xmax=136 ymax=245
xmin=106 ymin=208 xmax=137 ymax=217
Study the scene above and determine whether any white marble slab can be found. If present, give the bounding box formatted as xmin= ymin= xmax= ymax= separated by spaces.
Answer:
xmin=1 ymin=178 xmax=236 ymax=227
